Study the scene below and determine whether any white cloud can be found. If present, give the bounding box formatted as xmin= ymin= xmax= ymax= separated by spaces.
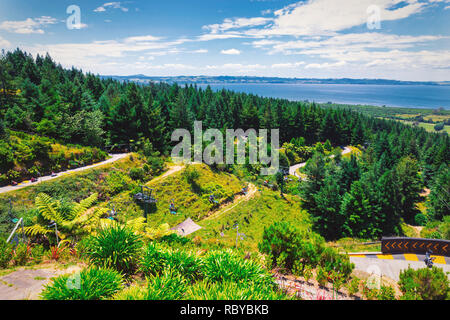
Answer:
xmin=221 ymin=48 xmax=241 ymax=55
xmin=124 ymin=35 xmax=162 ymax=43
xmin=305 ymin=61 xmax=347 ymax=69
xmin=248 ymin=0 xmax=426 ymax=37
xmin=0 ymin=16 xmax=59 ymax=34
xmin=271 ymin=62 xmax=305 ymax=68
xmin=94 ymin=2 xmax=129 ymax=13
xmin=0 ymin=36 xmax=11 ymax=47
xmin=203 ymin=17 xmax=272 ymax=34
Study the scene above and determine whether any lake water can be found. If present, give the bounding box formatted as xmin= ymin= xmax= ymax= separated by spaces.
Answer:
xmin=197 ymin=83 xmax=450 ymax=110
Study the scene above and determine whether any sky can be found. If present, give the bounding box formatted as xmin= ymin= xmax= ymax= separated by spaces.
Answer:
xmin=0 ymin=0 xmax=449 ymax=81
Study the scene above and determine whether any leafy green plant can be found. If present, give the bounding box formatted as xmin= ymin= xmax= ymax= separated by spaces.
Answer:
xmin=87 ymin=223 xmax=143 ymax=275
xmin=0 ymin=239 xmax=13 ymax=269
xmin=399 ymin=266 xmax=450 ymax=300
xmin=377 ymin=285 xmax=396 ymax=300
xmin=316 ymin=266 xmax=328 ymax=287
xmin=346 ymin=276 xmax=360 ymax=296
xmin=202 ymin=250 xmax=274 ymax=287
xmin=41 ymin=268 xmax=124 ymax=300
xmin=139 ymin=242 xmax=167 ymax=276
xmin=115 ymin=269 xmax=188 ymax=300
xmin=13 ymin=243 xmax=30 ymax=266
xmin=140 ymin=243 xmax=203 ymax=282
xmin=30 ymin=244 xmax=45 ymax=264
xmin=24 ymin=193 xmax=107 ymax=241
xmin=145 ymin=269 xmax=188 ymax=300
xmin=185 ymin=280 xmax=290 ymax=300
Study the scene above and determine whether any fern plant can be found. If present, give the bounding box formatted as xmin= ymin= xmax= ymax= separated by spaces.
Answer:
xmin=23 ymin=193 xmax=108 ymax=241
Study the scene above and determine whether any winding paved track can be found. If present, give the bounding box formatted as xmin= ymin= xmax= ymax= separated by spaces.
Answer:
xmin=0 ymin=153 xmax=130 ymax=195
xmin=289 ymin=146 xmax=352 ymax=177
xmin=350 ymin=254 xmax=450 ymax=281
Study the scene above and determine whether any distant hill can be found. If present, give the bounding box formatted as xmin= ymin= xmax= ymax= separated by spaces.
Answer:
xmin=100 ymin=75 xmax=450 ymax=86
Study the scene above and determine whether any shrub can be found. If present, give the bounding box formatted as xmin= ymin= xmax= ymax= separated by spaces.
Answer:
xmin=202 ymin=250 xmax=274 ymax=287
xmin=13 ymin=243 xmax=30 ymax=266
xmin=87 ymin=223 xmax=143 ymax=275
xmin=128 ymin=167 xmax=146 ymax=181
xmin=159 ymin=233 xmax=191 ymax=246
xmin=318 ymin=247 xmax=354 ymax=282
xmin=414 ymin=213 xmax=428 ymax=227
xmin=41 ymin=268 xmax=124 ymax=300
xmin=0 ymin=239 xmax=13 ymax=269
xmin=30 ymin=245 xmax=45 ymax=264
xmin=112 ymin=285 xmax=147 ymax=300
xmin=116 ymin=269 xmax=188 ymax=300
xmin=139 ymin=242 xmax=167 ymax=276
xmin=145 ymin=270 xmax=188 ymax=300
xmin=104 ymin=171 xmax=135 ymax=196
xmin=316 ymin=266 xmax=328 ymax=287
xmin=258 ymin=221 xmax=325 ymax=271
xmin=164 ymin=249 xmax=203 ymax=282
xmin=185 ymin=280 xmax=290 ymax=300
xmin=139 ymin=243 xmax=203 ymax=282
xmin=399 ymin=266 xmax=450 ymax=300
xmin=377 ymin=285 xmax=396 ymax=300
xmin=346 ymin=277 xmax=360 ymax=296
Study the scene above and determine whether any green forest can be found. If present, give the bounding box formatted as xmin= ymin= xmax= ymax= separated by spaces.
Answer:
xmin=1 ymin=49 xmax=448 ymax=241
xmin=0 ymin=49 xmax=449 ymax=301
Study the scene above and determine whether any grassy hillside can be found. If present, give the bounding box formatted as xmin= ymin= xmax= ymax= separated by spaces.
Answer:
xmin=0 ymin=130 xmax=108 ymax=185
xmin=0 ymin=153 xmax=146 ymax=235
xmin=196 ymin=189 xmax=311 ymax=251
xmin=107 ymin=164 xmax=245 ymax=228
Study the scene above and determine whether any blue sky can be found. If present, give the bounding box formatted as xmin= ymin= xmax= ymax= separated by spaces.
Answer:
xmin=0 ymin=0 xmax=449 ymax=80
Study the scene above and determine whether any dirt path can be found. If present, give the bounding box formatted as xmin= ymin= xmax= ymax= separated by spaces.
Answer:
xmin=202 ymin=183 xmax=258 ymax=221
xmin=0 ymin=153 xmax=131 ymax=195
xmin=0 ymin=264 xmax=82 ymax=300
xmin=148 ymin=165 xmax=185 ymax=185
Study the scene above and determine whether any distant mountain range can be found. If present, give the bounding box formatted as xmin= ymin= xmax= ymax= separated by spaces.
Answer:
xmin=101 ymin=75 xmax=450 ymax=86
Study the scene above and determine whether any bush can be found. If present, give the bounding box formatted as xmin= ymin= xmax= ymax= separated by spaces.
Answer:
xmin=399 ymin=267 xmax=449 ymax=300
xmin=87 ymin=223 xmax=143 ymax=275
xmin=41 ymin=268 xmax=124 ymax=300
xmin=346 ymin=277 xmax=360 ymax=296
xmin=414 ymin=213 xmax=428 ymax=227
xmin=139 ymin=243 xmax=203 ymax=282
xmin=0 ymin=239 xmax=13 ymax=269
xmin=13 ymin=243 xmax=30 ymax=266
xmin=139 ymin=242 xmax=167 ymax=276
xmin=258 ymin=221 xmax=325 ymax=271
xmin=318 ymin=247 xmax=354 ymax=282
xmin=116 ymin=269 xmax=187 ymax=300
xmin=30 ymin=245 xmax=45 ymax=264
xmin=202 ymin=250 xmax=274 ymax=287
xmin=377 ymin=285 xmax=396 ymax=300
xmin=128 ymin=167 xmax=146 ymax=181
xmin=145 ymin=270 xmax=188 ymax=300
xmin=104 ymin=171 xmax=135 ymax=196
xmin=185 ymin=280 xmax=289 ymax=300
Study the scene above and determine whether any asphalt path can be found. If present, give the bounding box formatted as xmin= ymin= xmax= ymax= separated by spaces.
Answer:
xmin=0 ymin=153 xmax=130 ymax=195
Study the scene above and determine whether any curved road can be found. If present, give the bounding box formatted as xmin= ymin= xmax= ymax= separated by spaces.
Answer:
xmin=289 ymin=146 xmax=352 ymax=177
xmin=0 ymin=153 xmax=130 ymax=195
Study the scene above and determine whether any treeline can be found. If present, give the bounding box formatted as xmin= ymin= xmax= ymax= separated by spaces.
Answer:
xmin=1 ymin=50 xmax=448 ymax=173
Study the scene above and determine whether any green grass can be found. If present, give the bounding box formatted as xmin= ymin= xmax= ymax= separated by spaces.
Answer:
xmin=195 ymin=189 xmax=311 ymax=251
xmin=108 ymin=164 xmax=244 ymax=228
xmin=395 ymin=120 xmax=450 ymax=134
xmin=0 ymin=154 xmax=145 ymax=236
